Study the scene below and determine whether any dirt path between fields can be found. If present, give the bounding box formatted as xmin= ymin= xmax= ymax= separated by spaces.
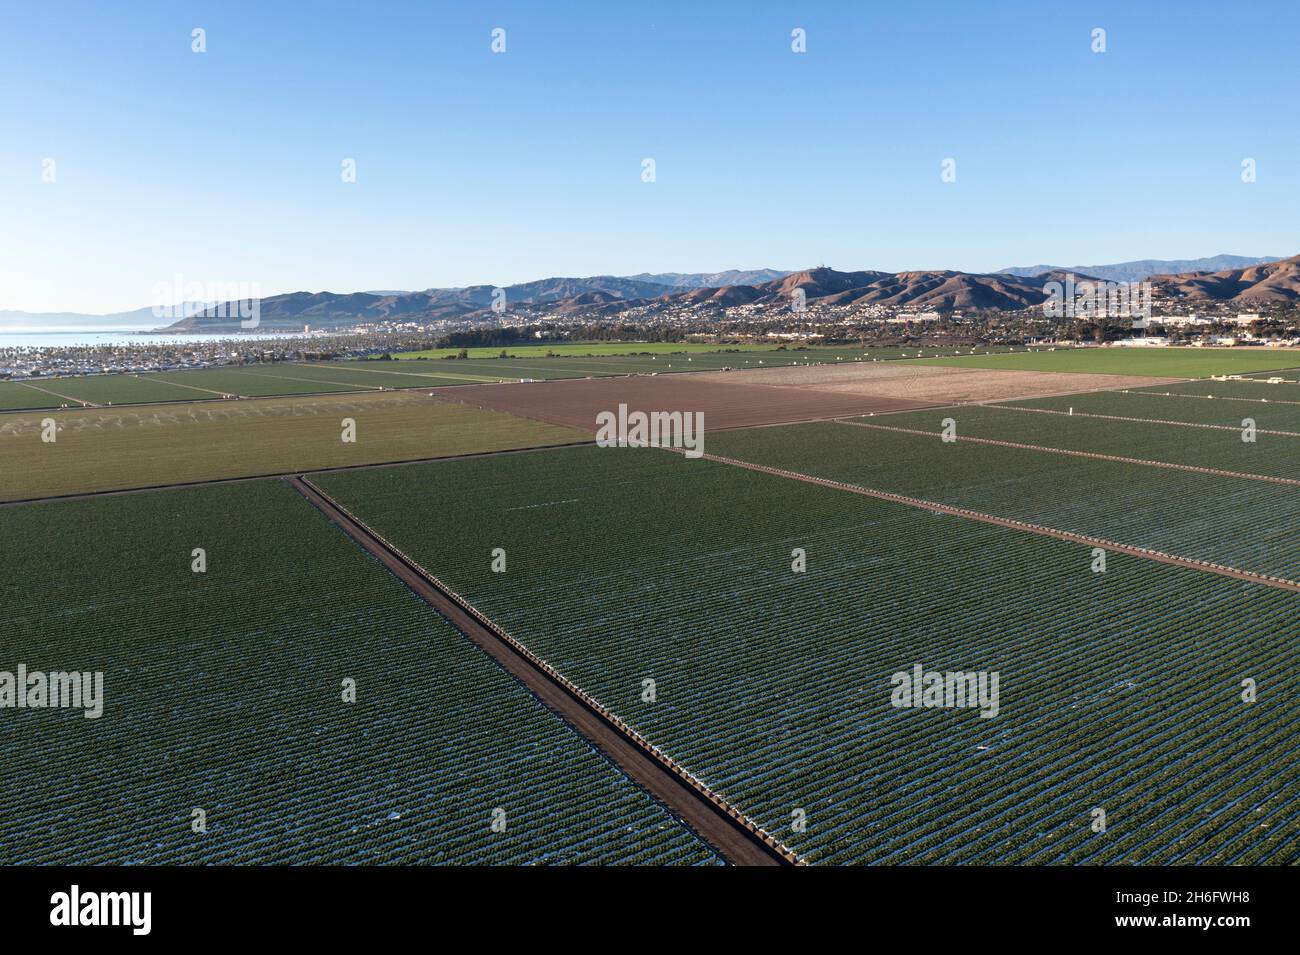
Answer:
xmin=147 ymin=376 xmax=241 ymax=398
xmin=995 ymin=404 xmax=1300 ymax=437
xmin=288 ymin=475 xmax=799 ymax=867
xmin=680 ymin=448 xmax=1300 ymax=594
xmin=835 ymin=419 xmax=1300 ymax=486
xmin=1121 ymin=388 xmax=1300 ymax=407
xmin=15 ymin=380 xmax=96 ymax=407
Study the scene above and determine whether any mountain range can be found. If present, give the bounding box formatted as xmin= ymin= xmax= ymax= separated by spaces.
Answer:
xmin=999 ymin=254 xmax=1281 ymax=285
xmin=1148 ymin=254 xmax=1300 ymax=302
xmin=3 ymin=256 xmax=1295 ymax=332
xmin=153 ymin=267 xmax=1085 ymax=330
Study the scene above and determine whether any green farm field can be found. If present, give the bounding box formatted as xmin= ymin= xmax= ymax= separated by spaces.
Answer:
xmin=1005 ymin=391 xmax=1300 ymax=432
xmin=232 ymin=362 xmax=506 ymax=389
xmin=874 ymin=405 xmax=1300 ymax=480
xmin=150 ymin=367 xmax=364 ymax=396
xmin=14 ymin=374 xmax=212 ymax=406
xmin=0 ymin=380 xmax=75 ymax=411
xmin=706 ymin=421 xmax=1300 ymax=581
xmin=0 ymin=364 xmax=507 ymax=411
xmin=0 ymin=392 xmax=584 ymax=502
xmin=0 ymin=347 xmax=1010 ymax=413
xmin=391 ymin=342 xmax=1016 ymax=361
xmin=917 ymin=347 xmax=1300 ymax=378
xmin=313 ymin=446 xmax=1300 ymax=864
xmin=0 ymin=480 xmax=719 ymax=865
xmin=1132 ymin=376 xmax=1300 ymax=402
xmin=377 ymin=345 xmax=1017 ymax=380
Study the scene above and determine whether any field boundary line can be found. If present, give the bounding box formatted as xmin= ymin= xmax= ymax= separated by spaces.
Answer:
xmin=314 ymin=362 xmax=523 ymax=384
xmin=679 ymin=449 xmax=1300 ymax=593
xmin=834 ymin=419 xmax=1300 ymax=487
xmin=149 ymin=374 xmax=244 ymax=397
xmin=0 ymin=380 xmax=498 ymax=415
xmin=14 ymin=380 xmax=96 ymax=407
xmin=211 ymin=368 xmax=385 ymax=393
xmin=141 ymin=376 xmax=239 ymax=398
xmin=1126 ymin=387 xmax=1300 ymax=407
xmin=995 ymin=403 xmax=1300 ymax=437
xmin=291 ymin=474 xmax=801 ymax=867
xmin=0 ymin=440 xmax=594 ymax=508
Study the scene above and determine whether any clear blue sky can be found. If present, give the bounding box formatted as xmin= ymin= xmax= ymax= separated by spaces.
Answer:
xmin=2 ymin=0 xmax=1297 ymax=312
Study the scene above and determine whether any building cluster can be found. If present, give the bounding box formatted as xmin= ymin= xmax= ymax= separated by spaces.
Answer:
xmin=6 ymin=298 xmax=1298 ymax=380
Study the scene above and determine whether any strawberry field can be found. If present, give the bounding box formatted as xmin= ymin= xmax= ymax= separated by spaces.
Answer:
xmin=708 ymin=422 xmax=1300 ymax=581
xmin=314 ymin=447 xmax=1300 ymax=864
xmin=1005 ymin=389 xmax=1300 ymax=432
xmin=0 ymin=479 xmax=718 ymax=865
xmin=868 ymin=405 xmax=1300 ymax=480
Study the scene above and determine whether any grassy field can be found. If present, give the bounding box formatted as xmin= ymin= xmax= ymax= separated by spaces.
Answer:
xmin=377 ymin=345 xmax=1020 ymax=380
xmin=395 ymin=341 xmax=781 ymax=359
xmin=314 ymin=447 xmax=1300 ymax=864
xmin=917 ymin=347 xmax=1300 ymax=378
xmin=1005 ymin=391 xmax=1300 ymax=432
xmin=0 ymin=380 xmax=71 ymax=410
xmin=15 ymin=374 xmax=210 ymax=406
xmin=233 ymin=362 xmax=504 ymax=389
xmin=0 ymin=480 xmax=718 ymax=864
xmin=1132 ymin=376 xmax=1300 ymax=402
xmin=0 ymin=392 xmax=584 ymax=502
xmin=707 ymin=421 xmax=1300 ymax=581
xmin=14 ymin=343 xmax=1295 ymax=415
xmin=875 ymin=405 xmax=1300 ymax=480
xmin=151 ymin=367 xmax=363 ymax=396
xmin=0 ymin=349 xmax=995 ymax=411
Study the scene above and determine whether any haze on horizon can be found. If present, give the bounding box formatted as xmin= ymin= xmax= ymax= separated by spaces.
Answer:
xmin=2 ymin=0 xmax=1298 ymax=314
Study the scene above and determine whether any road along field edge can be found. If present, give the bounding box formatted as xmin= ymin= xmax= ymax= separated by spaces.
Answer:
xmin=834 ymin=419 xmax=1300 ymax=487
xmin=671 ymin=449 xmax=1300 ymax=594
xmin=288 ymin=474 xmax=802 ymax=867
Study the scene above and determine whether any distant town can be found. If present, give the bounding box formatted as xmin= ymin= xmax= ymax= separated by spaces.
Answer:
xmin=3 ymin=295 xmax=1298 ymax=381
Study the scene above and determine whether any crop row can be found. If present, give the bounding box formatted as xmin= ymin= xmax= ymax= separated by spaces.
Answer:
xmin=16 ymin=374 xmax=207 ymax=406
xmin=232 ymin=362 xmax=485 ymax=389
xmin=382 ymin=345 xmax=1006 ymax=379
xmin=0 ymin=392 xmax=583 ymax=502
xmin=0 ymin=480 xmax=719 ymax=865
xmin=313 ymin=446 xmax=1300 ymax=864
xmin=917 ymin=349 xmax=1300 ymax=378
xmin=707 ymin=422 xmax=1300 ymax=581
xmin=1137 ymin=376 xmax=1300 ymax=401
xmin=0 ymin=345 xmax=1011 ymax=413
xmin=1005 ymin=389 xmax=1300 ymax=432
xmin=866 ymin=406 xmax=1300 ymax=481
xmin=0 ymin=380 xmax=76 ymax=410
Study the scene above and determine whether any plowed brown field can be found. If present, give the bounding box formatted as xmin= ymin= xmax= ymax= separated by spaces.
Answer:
xmin=431 ymin=375 xmax=941 ymax=432
xmin=695 ymin=363 xmax=1179 ymax=405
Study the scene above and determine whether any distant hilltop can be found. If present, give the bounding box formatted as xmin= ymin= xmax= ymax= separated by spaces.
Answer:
xmin=158 ymin=257 xmax=1294 ymax=332
xmin=998 ymin=254 xmax=1282 ymax=285
xmin=5 ymin=255 xmax=1296 ymax=333
xmin=154 ymin=266 xmax=1088 ymax=331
